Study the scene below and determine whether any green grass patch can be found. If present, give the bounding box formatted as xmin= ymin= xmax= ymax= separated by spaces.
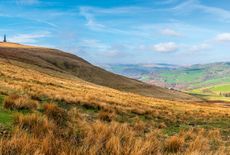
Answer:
xmin=163 ymin=124 xmax=190 ymax=136
xmin=0 ymin=95 xmax=14 ymax=127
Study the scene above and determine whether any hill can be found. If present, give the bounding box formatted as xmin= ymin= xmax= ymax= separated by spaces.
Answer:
xmin=104 ymin=63 xmax=230 ymax=101
xmin=0 ymin=42 xmax=199 ymax=101
xmin=102 ymin=63 xmax=178 ymax=79
xmin=0 ymin=53 xmax=230 ymax=154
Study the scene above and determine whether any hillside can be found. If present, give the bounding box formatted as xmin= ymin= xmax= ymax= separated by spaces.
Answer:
xmin=0 ymin=42 xmax=199 ymax=101
xmin=0 ymin=54 xmax=230 ymax=154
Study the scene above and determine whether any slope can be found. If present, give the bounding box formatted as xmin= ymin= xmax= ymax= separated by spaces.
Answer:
xmin=0 ymin=42 xmax=199 ymax=101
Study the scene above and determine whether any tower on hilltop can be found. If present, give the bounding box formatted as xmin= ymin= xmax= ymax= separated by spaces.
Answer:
xmin=3 ymin=34 xmax=6 ymax=42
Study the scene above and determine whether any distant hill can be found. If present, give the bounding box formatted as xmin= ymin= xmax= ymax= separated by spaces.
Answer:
xmin=104 ymin=62 xmax=230 ymax=101
xmin=0 ymin=42 xmax=199 ymax=101
xmin=155 ymin=62 xmax=230 ymax=89
xmin=102 ymin=63 xmax=178 ymax=79
xmin=104 ymin=62 xmax=230 ymax=89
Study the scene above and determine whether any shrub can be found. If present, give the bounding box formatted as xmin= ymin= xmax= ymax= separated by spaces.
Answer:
xmin=3 ymin=95 xmax=38 ymax=111
xmin=43 ymin=103 xmax=68 ymax=127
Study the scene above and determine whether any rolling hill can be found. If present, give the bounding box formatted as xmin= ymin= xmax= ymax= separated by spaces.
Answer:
xmin=104 ymin=63 xmax=230 ymax=101
xmin=0 ymin=42 xmax=199 ymax=101
xmin=0 ymin=42 xmax=230 ymax=154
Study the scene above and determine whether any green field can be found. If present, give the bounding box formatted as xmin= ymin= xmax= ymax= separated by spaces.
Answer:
xmin=159 ymin=69 xmax=205 ymax=84
xmin=210 ymin=84 xmax=230 ymax=92
xmin=190 ymin=84 xmax=230 ymax=101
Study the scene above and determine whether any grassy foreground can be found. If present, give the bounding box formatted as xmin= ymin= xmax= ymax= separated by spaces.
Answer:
xmin=0 ymin=60 xmax=230 ymax=154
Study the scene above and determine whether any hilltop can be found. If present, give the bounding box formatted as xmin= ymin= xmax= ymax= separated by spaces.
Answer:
xmin=0 ymin=42 xmax=199 ymax=101
xmin=0 ymin=42 xmax=39 ymax=48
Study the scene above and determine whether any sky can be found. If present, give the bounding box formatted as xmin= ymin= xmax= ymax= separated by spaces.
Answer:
xmin=0 ymin=0 xmax=230 ymax=65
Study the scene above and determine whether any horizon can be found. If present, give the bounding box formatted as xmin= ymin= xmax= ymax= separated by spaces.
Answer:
xmin=0 ymin=0 xmax=230 ymax=65
xmin=98 ymin=60 xmax=230 ymax=66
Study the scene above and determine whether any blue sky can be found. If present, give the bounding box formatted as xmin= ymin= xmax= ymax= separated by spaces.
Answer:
xmin=0 ymin=0 xmax=230 ymax=65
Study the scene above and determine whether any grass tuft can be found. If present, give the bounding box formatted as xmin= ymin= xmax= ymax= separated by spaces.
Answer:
xmin=3 ymin=95 xmax=38 ymax=111
xmin=43 ymin=103 xmax=68 ymax=127
xmin=164 ymin=135 xmax=184 ymax=153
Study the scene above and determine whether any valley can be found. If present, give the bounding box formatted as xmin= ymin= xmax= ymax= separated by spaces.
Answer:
xmin=104 ymin=63 xmax=230 ymax=102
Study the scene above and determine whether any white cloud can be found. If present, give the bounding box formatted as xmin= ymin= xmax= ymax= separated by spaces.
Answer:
xmin=9 ymin=32 xmax=50 ymax=43
xmin=77 ymin=39 xmax=129 ymax=58
xmin=188 ymin=43 xmax=210 ymax=52
xmin=80 ymin=39 xmax=109 ymax=50
xmin=197 ymin=4 xmax=230 ymax=21
xmin=79 ymin=6 xmax=152 ymax=15
xmin=79 ymin=7 xmax=106 ymax=30
xmin=160 ymin=28 xmax=181 ymax=37
xmin=79 ymin=6 xmax=158 ymax=36
xmin=153 ymin=42 xmax=178 ymax=52
xmin=172 ymin=0 xmax=230 ymax=22
xmin=215 ymin=33 xmax=230 ymax=42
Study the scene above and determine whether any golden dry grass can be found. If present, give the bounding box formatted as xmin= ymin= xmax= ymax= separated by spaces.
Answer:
xmin=0 ymin=42 xmax=45 ymax=48
xmin=3 ymin=94 xmax=38 ymax=111
xmin=43 ymin=103 xmax=68 ymax=127
xmin=0 ymin=108 xmax=228 ymax=155
xmin=0 ymin=60 xmax=230 ymax=154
